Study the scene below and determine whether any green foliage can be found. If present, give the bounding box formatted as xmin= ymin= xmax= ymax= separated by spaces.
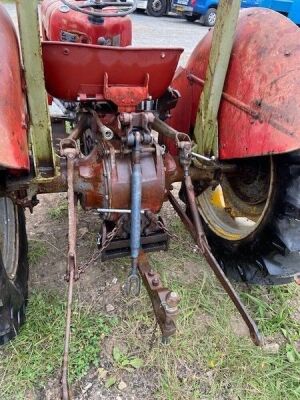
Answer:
xmin=28 ymin=239 xmax=48 ymax=266
xmin=105 ymin=376 xmax=117 ymax=388
xmin=112 ymin=346 xmax=144 ymax=370
xmin=0 ymin=292 xmax=111 ymax=400
xmin=48 ymin=201 xmax=68 ymax=220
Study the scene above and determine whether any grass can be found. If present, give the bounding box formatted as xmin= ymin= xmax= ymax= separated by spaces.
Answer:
xmin=1 ymin=209 xmax=300 ymax=399
xmin=0 ymin=292 xmax=112 ymax=400
xmin=48 ymin=200 xmax=68 ymax=221
xmin=28 ymin=239 xmax=48 ymax=266
xmin=109 ymin=215 xmax=300 ymax=400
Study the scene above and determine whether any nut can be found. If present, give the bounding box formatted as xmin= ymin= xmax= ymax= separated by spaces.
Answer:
xmin=166 ymin=291 xmax=180 ymax=307
xmin=152 ymin=277 xmax=160 ymax=287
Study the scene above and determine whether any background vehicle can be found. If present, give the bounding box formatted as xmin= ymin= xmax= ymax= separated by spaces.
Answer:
xmin=172 ymin=0 xmax=220 ymax=26
xmin=259 ymin=0 xmax=300 ymax=24
xmin=173 ymin=0 xmax=300 ymax=26
xmin=137 ymin=0 xmax=171 ymax=16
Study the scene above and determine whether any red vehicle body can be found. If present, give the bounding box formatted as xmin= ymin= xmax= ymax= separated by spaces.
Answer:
xmin=0 ymin=7 xmax=29 ymax=170
xmin=2 ymin=6 xmax=300 ymax=168
xmin=41 ymin=0 xmax=132 ymax=45
xmin=167 ymin=9 xmax=300 ymax=158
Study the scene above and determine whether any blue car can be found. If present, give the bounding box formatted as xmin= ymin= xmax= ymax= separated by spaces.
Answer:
xmin=171 ymin=0 xmax=220 ymax=26
xmin=259 ymin=0 xmax=300 ymax=24
xmin=172 ymin=0 xmax=299 ymax=26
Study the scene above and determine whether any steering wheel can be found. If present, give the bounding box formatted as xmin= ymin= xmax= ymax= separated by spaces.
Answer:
xmin=60 ymin=0 xmax=137 ymax=18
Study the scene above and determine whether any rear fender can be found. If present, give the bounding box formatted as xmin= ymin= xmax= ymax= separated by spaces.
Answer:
xmin=169 ymin=8 xmax=300 ymax=160
xmin=0 ymin=6 xmax=29 ymax=171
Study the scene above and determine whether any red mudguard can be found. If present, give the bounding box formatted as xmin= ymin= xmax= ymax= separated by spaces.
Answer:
xmin=169 ymin=8 xmax=300 ymax=159
xmin=0 ymin=6 xmax=29 ymax=171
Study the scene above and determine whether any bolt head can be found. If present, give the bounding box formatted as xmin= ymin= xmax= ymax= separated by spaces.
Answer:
xmin=166 ymin=291 xmax=180 ymax=307
xmin=152 ymin=277 xmax=160 ymax=287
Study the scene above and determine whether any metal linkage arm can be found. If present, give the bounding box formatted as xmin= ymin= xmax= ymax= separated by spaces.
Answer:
xmin=137 ymin=251 xmax=180 ymax=341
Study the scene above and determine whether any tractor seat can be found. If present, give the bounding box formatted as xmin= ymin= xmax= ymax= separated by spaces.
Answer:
xmin=42 ymin=42 xmax=183 ymax=109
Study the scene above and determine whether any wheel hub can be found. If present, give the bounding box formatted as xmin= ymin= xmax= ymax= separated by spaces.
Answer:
xmin=226 ymin=159 xmax=269 ymax=205
xmin=152 ymin=0 xmax=163 ymax=12
xmin=208 ymin=12 xmax=216 ymax=25
xmin=197 ymin=157 xmax=275 ymax=241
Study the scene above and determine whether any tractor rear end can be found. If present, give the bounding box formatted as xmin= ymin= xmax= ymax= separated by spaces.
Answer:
xmin=1 ymin=1 xmax=300 ymax=398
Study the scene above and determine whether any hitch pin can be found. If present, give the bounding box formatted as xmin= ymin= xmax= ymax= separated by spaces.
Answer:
xmin=191 ymin=152 xmax=216 ymax=163
xmin=97 ymin=208 xmax=147 ymax=214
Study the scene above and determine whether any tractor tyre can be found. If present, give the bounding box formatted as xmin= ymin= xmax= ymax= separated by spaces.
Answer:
xmin=0 ymin=198 xmax=28 ymax=345
xmin=203 ymin=8 xmax=217 ymax=27
xmin=195 ymin=152 xmax=300 ymax=285
xmin=146 ymin=0 xmax=167 ymax=17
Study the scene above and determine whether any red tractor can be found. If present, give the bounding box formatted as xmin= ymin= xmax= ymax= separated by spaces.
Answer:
xmin=1 ymin=0 xmax=300 ymax=397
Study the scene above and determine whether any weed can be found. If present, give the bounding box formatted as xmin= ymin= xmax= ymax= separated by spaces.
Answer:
xmin=112 ymin=346 xmax=144 ymax=369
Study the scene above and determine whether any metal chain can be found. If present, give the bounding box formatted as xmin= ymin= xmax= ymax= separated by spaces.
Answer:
xmin=78 ymin=217 xmax=124 ymax=275
xmin=156 ymin=219 xmax=200 ymax=254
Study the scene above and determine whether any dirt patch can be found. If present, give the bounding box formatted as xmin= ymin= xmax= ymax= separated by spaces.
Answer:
xmin=229 ymin=315 xmax=249 ymax=338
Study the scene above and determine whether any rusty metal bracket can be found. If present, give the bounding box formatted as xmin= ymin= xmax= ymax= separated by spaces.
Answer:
xmin=168 ymin=189 xmax=262 ymax=346
xmin=60 ymin=139 xmax=80 ymax=400
xmin=137 ymin=251 xmax=180 ymax=341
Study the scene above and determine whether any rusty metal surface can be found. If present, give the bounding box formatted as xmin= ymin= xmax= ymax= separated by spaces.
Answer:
xmin=60 ymin=140 xmax=80 ymax=400
xmin=42 ymin=42 xmax=183 ymax=103
xmin=76 ymin=140 xmax=165 ymax=214
xmin=0 ymin=5 xmax=29 ymax=171
xmin=103 ymin=73 xmax=150 ymax=112
xmin=137 ymin=251 xmax=180 ymax=339
xmin=169 ymin=8 xmax=300 ymax=159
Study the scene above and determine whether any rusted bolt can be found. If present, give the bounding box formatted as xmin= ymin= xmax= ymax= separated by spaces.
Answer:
xmin=166 ymin=291 xmax=180 ymax=307
xmin=148 ymin=270 xmax=155 ymax=277
xmin=63 ymin=48 xmax=70 ymax=56
xmin=294 ymin=273 xmax=300 ymax=285
xmin=152 ymin=277 xmax=160 ymax=287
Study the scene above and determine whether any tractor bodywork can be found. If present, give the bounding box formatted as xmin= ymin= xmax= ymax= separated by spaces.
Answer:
xmin=0 ymin=7 xmax=28 ymax=171
xmin=168 ymin=8 xmax=300 ymax=159
xmin=1 ymin=1 xmax=300 ymax=397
